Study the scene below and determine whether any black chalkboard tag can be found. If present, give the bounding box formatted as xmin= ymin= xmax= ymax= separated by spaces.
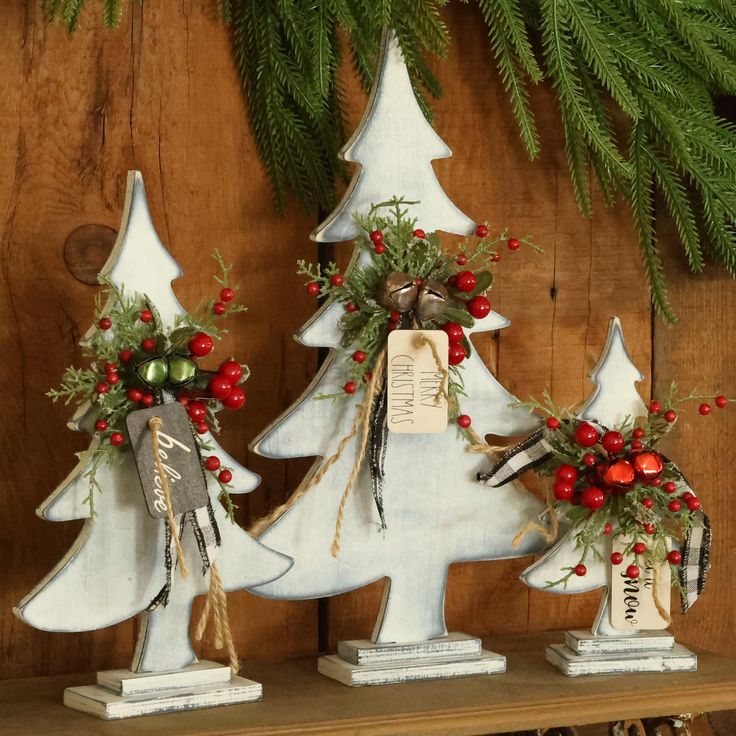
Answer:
xmin=126 ymin=403 xmax=209 ymax=519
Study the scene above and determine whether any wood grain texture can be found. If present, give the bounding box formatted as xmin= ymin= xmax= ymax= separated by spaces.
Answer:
xmin=0 ymin=632 xmax=733 ymax=735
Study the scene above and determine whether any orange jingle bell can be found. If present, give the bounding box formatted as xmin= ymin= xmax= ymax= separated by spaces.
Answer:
xmin=602 ymin=459 xmax=636 ymax=489
xmin=631 ymin=451 xmax=665 ymax=481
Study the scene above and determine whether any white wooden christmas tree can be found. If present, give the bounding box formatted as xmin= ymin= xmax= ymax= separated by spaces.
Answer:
xmin=520 ymin=317 xmax=698 ymax=675
xmin=15 ymin=172 xmax=291 ymax=718
xmin=248 ymin=31 xmax=550 ymax=686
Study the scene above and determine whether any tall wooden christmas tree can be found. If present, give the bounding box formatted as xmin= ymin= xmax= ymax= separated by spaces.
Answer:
xmin=15 ymin=172 xmax=291 ymax=718
xmin=248 ymin=31 xmax=550 ymax=686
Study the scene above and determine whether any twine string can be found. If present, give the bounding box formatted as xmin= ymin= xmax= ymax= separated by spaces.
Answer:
xmin=148 ymin=416 xmax=189 ymax=578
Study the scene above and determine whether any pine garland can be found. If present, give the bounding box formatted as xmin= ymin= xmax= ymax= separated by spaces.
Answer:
xmin=43 ymin=0 xmax=736 ymax=320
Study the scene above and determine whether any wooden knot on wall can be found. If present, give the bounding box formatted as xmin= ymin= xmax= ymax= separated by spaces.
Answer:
xmin=63 ymin=224 xmax=117 ymax=284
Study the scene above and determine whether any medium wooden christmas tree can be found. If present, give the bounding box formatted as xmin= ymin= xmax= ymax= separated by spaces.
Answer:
xmin=248 ymin=31 xmax=550 ymax=686
xmin=15 ymin=172 xmax=291 ymax=717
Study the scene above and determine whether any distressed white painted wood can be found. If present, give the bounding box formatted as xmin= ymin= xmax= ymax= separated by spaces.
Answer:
xmin=546 ymin=643 xmax=697 ymax=677
xmin=318 ymin=650 xmax=506 ymax=687
xmin=97 ymin=660 xmax=231 ymax=696
xmin=565 ymin=630 xmax=675 ymax=656
xmin=15 ymin=173 xmax=292 ymax=686
xmin=338 ymin=632 xmax=482 ymax=666
xmin=311 ymin=30 xmax=475 ymax=243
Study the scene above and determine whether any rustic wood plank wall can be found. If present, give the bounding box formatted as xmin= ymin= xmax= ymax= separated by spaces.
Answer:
xmin=0 ymin=1 xmax=732 ymax=680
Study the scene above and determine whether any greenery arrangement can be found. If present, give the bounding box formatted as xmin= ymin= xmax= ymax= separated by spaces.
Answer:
xmin=297 ymin=198 xmax=537 ymax=437
xmin=43 ymin=0 xmax=736 ymax=319
xmin=524 ymin=388 xmax=723 ymax=600
xmin=49 ymin=252 xmax=249 ymax=518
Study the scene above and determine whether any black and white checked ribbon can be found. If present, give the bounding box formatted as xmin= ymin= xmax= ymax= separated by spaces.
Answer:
xmin=149 ymin=500 xmax=221 ymax=610
xmin=369 ymin=380 xmax=389 ymax=531
xmin=477 ymin=423 xmax=711 ymax=611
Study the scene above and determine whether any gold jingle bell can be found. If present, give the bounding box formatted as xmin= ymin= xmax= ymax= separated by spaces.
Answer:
xmin=415 ymin=279 xmax=449 ymax=321
xmin=377 ymin=271 xmax=419 ymax=313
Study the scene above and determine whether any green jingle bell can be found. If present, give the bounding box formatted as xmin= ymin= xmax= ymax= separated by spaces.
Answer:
xmin=135 ymin=356 xmax=169 ymax=387
xmin=167 ymin=355 xmax=198 ymax=386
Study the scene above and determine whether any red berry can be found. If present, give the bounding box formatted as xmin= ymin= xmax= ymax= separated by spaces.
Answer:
xmin=555 ymin=464 xmax=579 ymax=483
xmin=222 ymin=386 xmax=246 ymax=410
xmin=632 ymin=428 xmax=645 ymax=439
xmin=507 ymin=238 xmax=520 ymax=251
xmin=306 ymin=282 xmax=320 ymax=297
xmin=582 ymin=487 xmax=606 ymax=510
xmin=213 ymin=302 xmax=227 ymax=316
xmin=583 ymin=453 xmax=597 ymax=466
xmin=195 ymin=421 xmax=209 ymax=435
xmin=455 ymin=271 xmax=478 ymax=293
xmin=110 ymin=432 xmax=125 ymax=447
xmin=95 ymin=382 xmax=109 ymax=394
xmin=475 ymin=224 xmax=489 ymax=238
xmin=491 ymin=253 xmax=501 ymax=263
xmin=668 ymin=500 xmax=682 ymax=513
xmin=668 ymin=550 xmax=682 ymax=565
xmin=467 ymin=295 xmax=491 ymax=319
xmin=139 ymin=309 xmax=153 ymax=323
xmin=345 ymin=302 xmax=359 ymax=313
xmin=663 ymin=409 xmax=677 ymax=423
xmin=94 ymin=419 xmax=108 ymax=432
xmin=574 ymin=422 xmax=599 ymax=448
xmin=626 ymin=565 xmax=640 ymax=579
xmin=413 ymin=229 xmax=426 ymax=239
xmin=456 ymin=254 xmax=468 ymax=266
xmin=699 ymin=403 xmax=711 ymax=416
xmin=611 ymin=552 xmax=623 ymax=565
xmin=220 ymin=287 xmax=235 ymax=303
xmin=553 ymin=481 xmax=574 ymax=502
xmin=630 ymin=440 xmax=643 ymax=450
xmin=643 ymin=523 xmax=656 ymax=535
xmin=353 ymin=350 xmax=367 ymax=364
xmin=649 ymin=401 xmax=662 ymax=414
xmin=188 ymin=332 xmax=213 ymax=357
xmin=127 ymin=388 xmax=144 ymax=403
xmin=330 ymin=274 xmax=345 ymax=287
xmin=208 ymin=375 xmax=233 ymax=401
xmin=574 ymin=564 xmax=587 ymax=577
xmin=546 ymin=417 xmax=561 ymax=430
xmin=187 ymin=401 xmax=207 ymax=423
xmin=601 ymin=430 xmax=624 ymax=455
xmin=374 ymin=243 xmax=386 ymax=255
xmin=603 ymin=522 xmax=613 ymax=535
xmin=141 ymin=393 xmax=155 ymax=408
xmin=457 ymin=414 xmax=472 ymax=429
xmin=141 ymin=338 xmax=156 ymax=352
xmin=119 ymin=349 xmax=134 ymax=364
xmin=448 ymin=343 xmax=466 ymax=366
xmin=204 ymin=456 xmax=220 ymax=472
xmin=344 ymin=381 xmax=357 ymax=394
xmin=663 ymin=481 xmax=677 ymax=494
xmin=387 ymin=322 xmax=398 ymax=333
xmin=105 ymin=372 xmax=120 ymax=385
xmin=104 ymin=362 xmax=118 ymax=373
xmin=642 ymin=497 xmax=654 ymax=509
xmin=98 ymin=317 xmax=112 ymax=330
xmin=370 ymin=230 xmax=384 ymax=244
xmin=442 ymin=322 xmax=464 ymax=345
xmin=651 ymin=478 xmax=662 ymax=487
xmin=218 ymin=360 xmax=244 ymax=384
xmin=687 ymin=497 xmax=701 ymax=511
xmin=363 ymin=371 xmax=373 ymax=383
xmin=715 ymin=395 xmax=728 ymax=408
xmin=390 ymin=310 xmax=401 ymax=323
xmin=218 ymin=469 xmax=233 ymax=484
xmin=633 ymin=542 xmax=646 ymax=555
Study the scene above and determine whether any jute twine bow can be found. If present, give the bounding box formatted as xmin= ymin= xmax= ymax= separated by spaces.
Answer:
xmin=148 ymin=416 xmax=239 ymax=674
xmin=148 ymin=416 xmax=189 ymax=578
xmin=652 ymin=568 xmax=673 ymax=625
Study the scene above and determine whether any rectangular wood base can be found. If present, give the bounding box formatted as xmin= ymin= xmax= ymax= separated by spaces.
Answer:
xmin=63 ymin=661 xmax=262 ymax=719
xmin=565 ymin=630 xmax=676 ymax=656
xmin=547 ymin=642 xmax=698 ymax=677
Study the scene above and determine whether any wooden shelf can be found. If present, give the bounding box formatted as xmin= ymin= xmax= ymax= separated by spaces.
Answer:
xmin=2 ymin=632 xmax=736 ymax=735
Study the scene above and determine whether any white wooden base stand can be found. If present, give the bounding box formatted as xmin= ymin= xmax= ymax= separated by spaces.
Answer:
xmin=63 ymin=661 xmax=262 ymax=719
xmin=546 ymin=630 xmax=698 ymax=677
xmin=318 ymin=632 xmax=506 ymax=686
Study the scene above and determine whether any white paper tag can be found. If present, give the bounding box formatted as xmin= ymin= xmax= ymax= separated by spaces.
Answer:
xmin=610 ymin=535 xmax=670 ymax=630
xmin=386 ymin=329 xmax=449 ymax=433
